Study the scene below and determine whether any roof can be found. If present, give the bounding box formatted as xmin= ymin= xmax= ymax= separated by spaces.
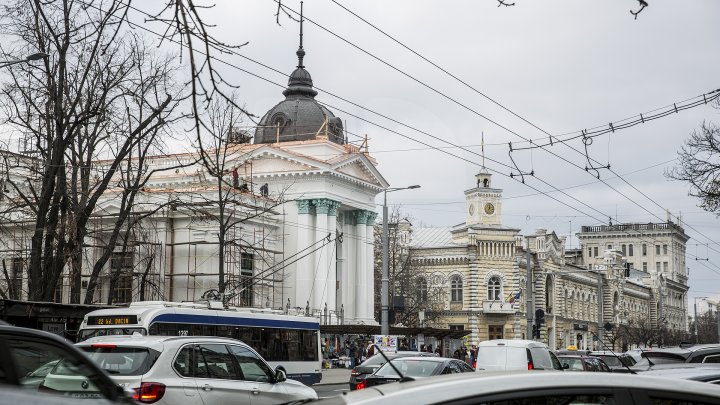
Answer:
xmin=408 ymin=227 xmax=455 ymax=248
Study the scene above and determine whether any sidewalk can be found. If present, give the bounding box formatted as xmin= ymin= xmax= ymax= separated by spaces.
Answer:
xmin=317 ymin=367 xmax=351 ymax=386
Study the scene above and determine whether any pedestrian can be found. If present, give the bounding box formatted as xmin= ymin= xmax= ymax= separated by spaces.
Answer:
xmin=260 ymin=183 xmax=269 ymax=197
xmin=349 ymin=341 xmax=358 ymax=368
xmin=367 ymin=343 xmax=375 ymax=357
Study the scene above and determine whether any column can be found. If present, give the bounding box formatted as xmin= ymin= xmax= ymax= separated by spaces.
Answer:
xmin=313 ymin=198 xmax=340 ymax=310
xmin=355 ymin=210 xmax=370 ymax=321
xmin=343 ymin=212 xmax=356 ymax=321
xmin=312 ymin=199 xmax=331 ymax=311
xmin=295 ymin=200 xmax=313 ymax=310
xmin=365 ymin=211 xmax=377 ymax=322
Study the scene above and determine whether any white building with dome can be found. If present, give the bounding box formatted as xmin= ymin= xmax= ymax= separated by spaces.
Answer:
xmin=0 ymin=25 xmax=387 ymax=327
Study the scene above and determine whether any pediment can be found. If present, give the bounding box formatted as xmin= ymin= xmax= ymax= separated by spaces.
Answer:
xmin=331 ymin=155 xmax=387 ymax=188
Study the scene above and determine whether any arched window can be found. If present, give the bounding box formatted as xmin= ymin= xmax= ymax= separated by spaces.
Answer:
xmin=628 ymin=244 xmax=634 ymax=256
xmin=487 ymin=276 xmax=501 ymax=301
xmin=416 ymin=277 xmax=428 ymax=303
xmin=450 ymin=275 xmax=463 ymax=302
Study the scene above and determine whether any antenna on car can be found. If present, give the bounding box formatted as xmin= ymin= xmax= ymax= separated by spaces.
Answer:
xmin=588 ymin=329 xmax=636 ymax=374
xmin=373 ymin=343 xmax=415 ymax=382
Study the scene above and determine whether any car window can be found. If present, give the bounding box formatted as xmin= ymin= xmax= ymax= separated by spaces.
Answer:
xmin=8 ymin=338 xmax=105 ymax=398
xmin=228 ymin=345 xmax=274 ymax=383
xmin=457 ymin=361 xmax=475 ymax=372
xmin=598 ymin=355 xmax=622 ymax=367
xmin=376 ymin=359 xmax=439 ymax=377
xmin=702 ymin=354 xmax=720 ymax=364
xmin=562 ymin=358 xmax=584 ymax=371
xmin=174 ymin=345 xmax=194 ymax=377
xmin=198 ymin=344 xmax=238 ymax=380
xmin=81 ymin=346 xmax=157 ymax=376
xmin=447 ymin=361 xmax=462 ymax=373
xmin=473 ymin=394 xmax=617 ymax=404
xmin=529 ymin=347 xmax=559 ymax=370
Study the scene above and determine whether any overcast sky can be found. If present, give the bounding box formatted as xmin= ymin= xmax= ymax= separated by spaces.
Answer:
xmin=19 ymin=1 xmax=709 ymax=305
xmin=157 ymin=0 xmax=720 ymax=305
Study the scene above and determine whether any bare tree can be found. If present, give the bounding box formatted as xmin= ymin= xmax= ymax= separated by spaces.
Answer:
xmin=666 ymin=103 xmax=720 ymax=214
xmin=0 ymin=0 xmax=183 ymax=303
xmin=373 ymin=208 xmax=446 ymax=327
xmin=177 ymin=96 xmax=290 ymax=304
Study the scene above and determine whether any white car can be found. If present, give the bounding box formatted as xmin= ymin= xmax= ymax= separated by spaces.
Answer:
xmin=475 ymin=339 xmax=563 ymax=371
xmin=76 ymin=335 xmax=317 ymax=405
xmin=312 ymin=372 xmax=720 ymax=404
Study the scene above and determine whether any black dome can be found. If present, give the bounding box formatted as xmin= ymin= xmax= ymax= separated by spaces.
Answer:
xmin=254 ymin=46 xmax=344 ymax=144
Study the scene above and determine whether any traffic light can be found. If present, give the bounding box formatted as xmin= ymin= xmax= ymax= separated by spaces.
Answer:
xmin=535 ymin=309 xmax=545 ymax=325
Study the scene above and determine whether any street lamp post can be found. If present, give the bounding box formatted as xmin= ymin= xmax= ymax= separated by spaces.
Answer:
xmin=695 ymin=296 xmax=707 ymax=343
xmin=0 ymin=52 xmax=49 ymax=68
xmin=381 ymin=185 xmax=420 ymax=336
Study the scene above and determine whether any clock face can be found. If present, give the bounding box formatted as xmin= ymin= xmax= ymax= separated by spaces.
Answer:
xmin=484 ymin=202 xmax=495 ymax=215
xmin=469 ymin=204 xmax=475 ymax=215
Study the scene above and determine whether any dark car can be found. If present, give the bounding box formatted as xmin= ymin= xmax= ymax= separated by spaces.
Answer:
xmin=632 ymin=343 xmax=720 ymax=371
xmin=588 ymin=351 xmax=636 ymax=372
xmin=640 ymin=363 xmax=720 ymax=384
xmin=349 ymin=351 xmax=437 ymax=390
xmin=557 ymin=355 xmax=611 ymax=372
xmin=0 ymin=325 xmax=131 ymax=404
xmin=360 ymin=356 xmax=475 ymax=389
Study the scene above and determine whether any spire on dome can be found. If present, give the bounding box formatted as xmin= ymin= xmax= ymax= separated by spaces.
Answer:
xmin=283 ymin=0 xmax=317 ymax=98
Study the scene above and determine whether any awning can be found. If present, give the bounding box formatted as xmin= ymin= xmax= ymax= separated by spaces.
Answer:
xmin=320 ymin=324 xmax=470 ymax=339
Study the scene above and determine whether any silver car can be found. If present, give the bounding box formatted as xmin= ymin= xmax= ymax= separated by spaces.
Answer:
xmin=312 ymin=372 xmax=720 ymax=404
xmin=76 ymin=335 xmax=317 ymax=405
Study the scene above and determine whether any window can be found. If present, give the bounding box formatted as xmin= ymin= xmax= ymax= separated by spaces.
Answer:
xmin=449 ymin=324 xmax=464 ymax=331
xmin=593 ymin=247 xmax=598 ymax=257
xmin=487 ymin=276 xmax=502 ymax=301
xmin=228 ymin=345 xmax=274 ymax=382
xmin=629 ymin=244 xmax=634 ymax=256
xmin=416 ymin=277 xmax=428 ymax=303
xmin=621 ymin=244 xmax=626 ymax=255
xmin=663 ymin=244 xmax=668 ymax=254
xmin=9 ymin=337 xmax=107 ymax=398
xmin=663 ymin=262 xmax=668 ymax=272
xmin=656 ymin=262 xmax=661 ymax=272
xmin=643 ymin=262 xmax=647 ymax=271
xmin=110 ymin=251 xmax=134 ymax=304
xmin=642 ymin=244 xmax=647 ymax=256
xmin=607 ymin=244 xmax=612 ymax=250
xmin=239 ymin=252 xmax=254 ymax=306
xmin=450 ymin=275 xmax=463 ymax=302
xmin=656 ymin=245 xmax=661 ymax=255
xmin=198 ymin=344 xmax=237 ymax=379
xmin=11 ymin=257 xmax=23 ymax=299
xmin=588 ymin=247 xmax=592 ymax=257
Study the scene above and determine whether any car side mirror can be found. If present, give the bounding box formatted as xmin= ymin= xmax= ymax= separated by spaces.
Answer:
xmin=275 ymin=368 xmax=287 ymax=383
xmin=562 ymin=363 xmax=569 ymax=369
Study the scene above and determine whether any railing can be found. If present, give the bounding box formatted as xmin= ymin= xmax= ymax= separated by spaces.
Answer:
xmin=580 ymin=222 xmax=683 ymax=233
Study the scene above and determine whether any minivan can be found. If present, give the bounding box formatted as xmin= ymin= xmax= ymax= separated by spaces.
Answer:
xmin=475 ymin=339 xmax=563 ymax=371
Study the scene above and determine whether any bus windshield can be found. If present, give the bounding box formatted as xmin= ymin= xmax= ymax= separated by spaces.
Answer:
xmin=79 ymin=327 xmax=146 ymax=341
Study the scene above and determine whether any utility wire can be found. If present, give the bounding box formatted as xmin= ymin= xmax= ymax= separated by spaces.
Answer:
xmin=82 ymin=0 xmax=720 ymax=277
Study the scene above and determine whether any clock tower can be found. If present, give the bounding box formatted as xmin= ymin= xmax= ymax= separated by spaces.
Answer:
xmin=465 ymin=169 xmax=502 ymax=226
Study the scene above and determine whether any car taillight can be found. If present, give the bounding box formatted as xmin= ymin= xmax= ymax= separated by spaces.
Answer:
xmin=133 ymin=382 xmax=166 ymax=403
xmin=527 ymin=361 xmax=534 ymax=370
xmin=355 ymin=380 xmax=366 ymax=390
xmin=350 ymin=368 xmax=359 ymax=376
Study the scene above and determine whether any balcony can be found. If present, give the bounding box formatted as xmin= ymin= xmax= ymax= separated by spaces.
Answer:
xmin=483 ymin=300 xmax=517 ymax=314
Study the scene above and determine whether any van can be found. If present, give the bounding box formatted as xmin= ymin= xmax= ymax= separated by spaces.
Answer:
xmin=475 ymin=339 xmax=563 ymax=371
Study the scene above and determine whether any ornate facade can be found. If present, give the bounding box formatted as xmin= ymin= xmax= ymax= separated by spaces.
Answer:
xmin=405 ymin=172 xmax=689 ymax=350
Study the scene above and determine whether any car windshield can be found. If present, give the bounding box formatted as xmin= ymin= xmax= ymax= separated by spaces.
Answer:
xmin=78 ymin=328 xmax=146 ymax=341
xmin=81 ymin=346 xmax=158 ymax=376
xmin=375 ymin=359 xmax=439 ymax=377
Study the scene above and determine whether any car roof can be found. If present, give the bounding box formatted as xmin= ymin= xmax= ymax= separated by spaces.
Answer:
xmin=642 ymin=365 xmax=720 ymax=381
xmin=318 ymin=371 xmax=720 ymax=404
xmin=388 ymin=356 xmax=453 ymax=363
xmin=477 ymin=339 xmax=548 ymax=348
xmin=76 ymin=334 xmax=248 ymax=351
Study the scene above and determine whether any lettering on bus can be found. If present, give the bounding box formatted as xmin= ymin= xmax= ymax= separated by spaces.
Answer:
xmin=87 ymin=315 xmax=138 ymax=326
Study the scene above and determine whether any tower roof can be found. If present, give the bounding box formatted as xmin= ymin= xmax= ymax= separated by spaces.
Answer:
xmin=253 ymin=4 xmax=344 ymax=145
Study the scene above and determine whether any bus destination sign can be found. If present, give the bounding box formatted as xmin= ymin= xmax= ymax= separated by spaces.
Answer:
xmin=87 ymin=315 xmax=138 ymax=326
